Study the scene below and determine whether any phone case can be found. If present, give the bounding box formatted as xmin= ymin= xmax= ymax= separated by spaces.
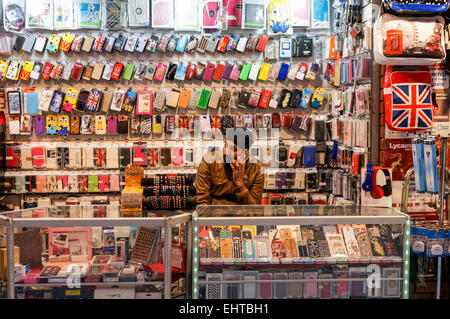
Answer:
xmin=238 ymin=90 xmax=251 ymax=107
xmin=70 ymin=62 xmax=84 ymax=81
xmin=70 ymin=35 xmax=84 ymax=52
xmin=165 ymin=63 xmax=178 ymax=81
xmin=102 ymin=62 xmax=115 ymax=81
xmin=107 ymin=116 xmax=117 ymax=134
xmin=154 ymin=63 xmax=167 ymax=81
xmin=34 ymin=35 xmax=48 ymax=52
xmin=7 ymin=91 xmax=21 ymax=115
xmin=84 ymin=89 xmax=101 ymax=112
xmin=99 ymin=90 xmax=113 ymax=113
xmin=122 ymin=63 xmax=135 ymax=81
xmin=76 ymin=90 xmax=90 ymax=111
xmin=46 ymin=114 xmax=58 ymax=135
xmin=195 ymin=63 xmax=206 ymax=81
xmin=19 ymin=61 xmax=34 ymax=81
xmin=46 ymin=34 xmax=61 ymax=54
xmin=239 ymin=63 xmax=252 ymax=81
xmin=236 ymin=36 xmax=248 ymax=52
xmin=152 ymin=115 xmax=162 ymax=134
xmin=212 ymin=64 xmax=225 ymax=81
xmin=178 ymin=89 xmax=191 ymax=109
xmin=259 ymin=89 xmax=272 ymax=108
xmin=174 ymin=62 xmax=188 ymax=81
xmin=30 ymin=62 xmax=43 ymax=80
xmin=166 ymin=89 xmax=180 ymax=108
xmin=248 ymin=89 xmax=262 ymax=108
xmin=34 ymin=116 xmax=45 ymax=137
xmin=70 ymin=115 xmax=80 ymax=135
xmin=202 ymin=63 xmax=215 ymax=81
xmin=248 ymin=63 xmax=260 ymax=81
xmin=220 ymin=88 xmax=232 ymax=108
xmin=91 ymin=63 xmax=105 ymax=81
xmin=145 ymin=63 xmax=157 ymax=80
xmin=230 ymin=64 xmax=242 ymax=81
xmin=198 ymin=89 xmax=211 ymax=109
xmin=222 ymin=63 xmax=234 ymax=81
xmin=6 ymin=60 xmax=21 ymax=81
xmin=49 ymin=90 xmax=64 ymax=113
xmin=153 ymin=89 xmax=166 ymax=112
xmin=189 ymin=89 xmax=201 ymax=108
xmin=208 ymin=89 xmax=221 ymax=109
xmin=256 ymin=35 xmax=269 ymax=52
xmin=118 ymin=115 xmax=129 ymax=134
xmin=176 ymin=35 xmax=188 ymax=52
xmin=92 ymin=35 xmax=105 ymax=53
xmin=135 ymin=35 xmax=148 ymax=52
xmin=217 ymin=35 xmax=230 ymax=52
xmin=111 ymin=62 xmax=124 ymax=81
xmin=185 ymin=63 xmax=196 ymax=81
xmin=206 ymin=36 xmax=219 ymax=53
xmin=81 ymin=35 xmax=95 ymax=53
xmin=122 ymin=89 xmax=137 ymax=113
xmin=277 ymin=63 xmax=290 ymax=80
xmin=95 ymin=115 xmax=106 ymax=135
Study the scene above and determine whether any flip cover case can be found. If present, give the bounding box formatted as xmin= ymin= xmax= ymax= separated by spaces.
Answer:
xmin=106 ymin=147 xmax=119 ymax=168
xmin=198 ymin=89 xmax=211 ymax=109
xmin=93 ymin=148 xmax=106 ymax=167
xmin=78 ymin=175 xmax=88 ymax=192
xmin=82 ymin=148 xmax=94 ymax=168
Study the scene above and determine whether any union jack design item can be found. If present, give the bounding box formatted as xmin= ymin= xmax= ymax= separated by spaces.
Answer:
xmin=85 ymin=89 xmax=102 ymax=112
xmin=71 ymin=35 xmax=84 ymax=52
xmin=94 ymin=148 xmax=106 ymax=167
xmin=384 ymin=65 xmax=434 ymax=131
xmin=93 ymin=35 xmax=105 ymax=53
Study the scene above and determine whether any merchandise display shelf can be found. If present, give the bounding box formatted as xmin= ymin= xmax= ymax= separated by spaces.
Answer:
xmin=191 ymin=205 xmax=411 ymax=299
xmin=0 ymin=205 xmax=191 ymax=299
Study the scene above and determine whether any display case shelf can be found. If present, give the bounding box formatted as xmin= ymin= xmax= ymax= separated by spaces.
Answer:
xmin=191 ymin=205 xmax=411 ymax=299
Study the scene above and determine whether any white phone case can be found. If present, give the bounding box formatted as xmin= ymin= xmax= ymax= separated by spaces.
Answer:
xmin=34 ymin=35 xmax=47 ymax=52
xmin=248 ymin=63 xmax=260 ymax=81
xmin=236 ymin=36 xmax=248 ymax=53
xmin=102 ymin=62 xmax=115 ymax=81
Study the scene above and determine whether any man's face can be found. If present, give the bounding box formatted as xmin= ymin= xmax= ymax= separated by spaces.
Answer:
xmin=224 ymin=140 xmax=246 ymax=164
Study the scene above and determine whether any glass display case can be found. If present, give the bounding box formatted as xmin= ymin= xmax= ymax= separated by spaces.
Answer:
xmin=0 ymin=205 xmax=191 ymax=299
xmin=191 ymin=205 xmax=411 ymax=299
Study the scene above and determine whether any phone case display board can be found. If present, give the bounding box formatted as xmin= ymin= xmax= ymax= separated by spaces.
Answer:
xmin=0 ymin=0 xmax=373 ymax=211
xmin=1 ymin=205 xmax=191 ymax=299
xmin=191 ymin=205 xmax=411 ymax=299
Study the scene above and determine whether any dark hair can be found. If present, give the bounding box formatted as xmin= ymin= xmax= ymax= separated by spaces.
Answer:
xmin=223 ymin=128 xmax=255 ymax=151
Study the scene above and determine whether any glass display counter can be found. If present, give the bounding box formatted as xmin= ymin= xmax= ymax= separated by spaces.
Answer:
xmin=191 ymin=205 xmax=410 ymax=299
xmin=0 ymin=205 xmax=191 ymax=299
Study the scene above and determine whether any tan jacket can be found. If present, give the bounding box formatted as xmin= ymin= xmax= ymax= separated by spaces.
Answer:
xmin=195 ymin=151 xmax=265 ymax=205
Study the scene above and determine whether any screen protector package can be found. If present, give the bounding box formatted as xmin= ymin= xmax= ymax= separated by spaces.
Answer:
xmin=78 ymin=0 xmax=102 ymax=28
xmin=128 ymin=0 xmax=150 ymax=27
xmin=103 ymin=0 xmax=127 ymax=29
xmin=3 ymin=0 xmax=25 ymax=32
xmin=26 ymin=0 xmax=54 ymax=30
xmin=175 ymin=0 xmax=200 ymax=31
xmin=151 ymin=0 xmax=174 ymax=29
xmin=54 ymin=0 xmax=77 ymax=29
xmin=242 ymin=0 xmax=265 ymax=29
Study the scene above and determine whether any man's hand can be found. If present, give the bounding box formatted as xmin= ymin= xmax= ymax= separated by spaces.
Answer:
xmin=231 ymin=160 xmax=245 ymax=189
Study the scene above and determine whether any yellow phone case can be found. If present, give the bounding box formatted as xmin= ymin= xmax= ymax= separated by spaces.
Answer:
xmin=258 ymin=62 xmax=271 ymax=81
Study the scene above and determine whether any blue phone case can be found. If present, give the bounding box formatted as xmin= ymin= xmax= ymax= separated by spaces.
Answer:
xmin=300 ymin=89 xmax=312 ymax=108
xmin=174 ymin=62 xmax=188 ymax=81
xmin=49 ymin=91 xmax=65 ymax=113
xmin=243 ymin=239 xmax=255 ymax=259
xmin=176 ymin=35 xmax=188 ymax=52
xmin=303 ymin=146 xmax=316 ymax=167
xmin=277 ymin=63 xmax=289 ymax=80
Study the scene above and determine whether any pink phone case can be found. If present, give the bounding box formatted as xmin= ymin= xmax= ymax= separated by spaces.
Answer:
xmin=259 ymin=273 xmax=272 ymax=299
xmin=304 ymin=272 xmax=318 ymax=298
xmin=154 ymin=63 xmax=167 ymax=81
xmin=230 ymin=65 xmax=242 ymax=81
xmin=202 ymin=63 xmax=215 ymax=81
xmin=98 ymin=175 xmax=109 ymax=192
xmin=109 ymin=174 xmax=120 ymax=192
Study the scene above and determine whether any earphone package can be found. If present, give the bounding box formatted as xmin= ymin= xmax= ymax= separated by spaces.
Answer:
xmin=426 ymin=229 xmax=445 ymax=258
xmin=411 ymin=137 xmax=427 ymax=193
xmin=411 ymin=226 xmax=428 ymax=255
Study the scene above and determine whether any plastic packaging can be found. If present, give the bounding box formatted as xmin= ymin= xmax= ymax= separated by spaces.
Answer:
xmin=242 ymin=0 xmax=266 ymax=29
xmin=128 ymin=0 xmax=149 ymax=28
xmin=426 ymin=229 xmax=445 ymax=257
xmin=54 ymin=0 xmax=77 ymax=29
xmin=151 ymin=0 xmax=174 ymax=29
xmin=374 ymin=13 xmax=446 ymax=65
xmin=411 ymin=226 xmax=428 ymax=255
xmin=103 ymin=0 xmax=127 ymax=30
xmin=3 ymin=0 xmax=25 ymax=32
xmin=174 ymin=0 xmax=200 ymax=31
xmin=267 ymin=0 xmax=292 ymax=35
xmin=78 ymin=0 xmax=102 ymax=29
xmin=26 ymin=0 xmax=53 ymax=30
